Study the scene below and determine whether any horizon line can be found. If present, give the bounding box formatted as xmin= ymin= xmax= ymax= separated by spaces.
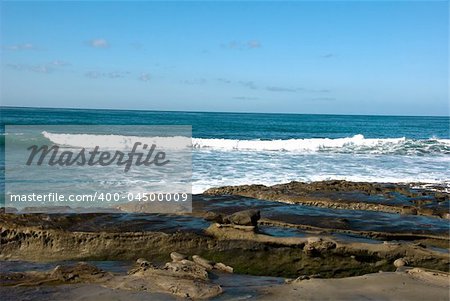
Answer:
xmin=1 ymin=105 xmax=449 ymax=118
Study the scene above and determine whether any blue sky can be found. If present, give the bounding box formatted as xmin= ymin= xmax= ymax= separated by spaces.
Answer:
xmin=0 ymin=1 xmax=448 ymax=116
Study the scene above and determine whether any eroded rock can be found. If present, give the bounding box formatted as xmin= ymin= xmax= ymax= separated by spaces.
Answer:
xmin=203 ymin=211 xmax=224 ymax=223
xmin=225 ymin=209 xmax=260 ymax=226
xmin=204 ymin=181 xmax=449 ymax=218
xmin=193 ymin=255 xmax=214 ymax=270
xmin=49 ymin=262 xmax=110 ymax=283
xmin=303 ymin=238 xmax=337 ymax=256
xmin=1 ymin=262 xmax=112 ymax=286
xmin=170 ymin=252 xmax=188 ymax=262
xmin=136 ymin=258 xmax=151 ymax=267
xmin=394 ymin=258 xmax=408 ymax=268
xmin=401 ymin=206 xmax=418 ymax=215
xmin=214 ymin=262 xmax=234 ymax=273
xmin=164 ymin=259 xmax=209 ymax=280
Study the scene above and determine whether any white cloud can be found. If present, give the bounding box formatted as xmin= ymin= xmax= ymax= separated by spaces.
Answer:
xmin=221 ymin=40 xmax=262 ymax=50
xmin=233 ymin=96 xmax=259 ymax=100
xmin=130 ymin=42 xmax=144 ymax=50
xmin=247 ymin=40 xmax=262 ymax=49
xmin=181 ymin=78 xmax=206 ymax=85
xmin=216 ymin=78 xmax=232 ymax=84
xmin=50 ymin=60 xmax=70 ymax=66
xmin=320 ymin=53 xmax=334 ymax=59
xmin=2 ymin=43 xmax=38 ymax=51
xmin=138 ymin=73 xmax=151 ymax=82
xmin=238 ymin=81 xmax=258 ymax=90
xmin=88 ymin=38 xmax=109 ymax=48
xmin=5 ymin=60 xmax=70 ymax=74
xmin=266 ymin=86 xmax=299 ymax=92
xmin=85 ymin=70 xmax=130 ymax=79
xmin=85 ymin=71 xmax=102 ymax=78
xmin=30 ymin=65 xmax=51 ymax=73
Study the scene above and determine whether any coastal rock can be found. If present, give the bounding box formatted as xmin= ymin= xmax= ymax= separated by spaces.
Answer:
xmin=225 ymin=209 xmax=260 ymax=226
xmin=307 ymin=237 xmax=323 ymax=244
xmin=394 ymin=258 xmax=407 ymax=268
xmin=418 ymin=208 xmax=435 ymax=216
xmin=149 ymin=276 xmax=222 ymax=298
xmin=1 ymin=199 xmax=449 ymax=280
xmin=164 ymin=259 xmax=209 ymax=280
xmin=1 ymin=263 xmax=112 ymax=287
xmin=303 ymin=244 xmax=317 ymax=256
xmin=204 ymin=181 xmax=449 ymax=218
xmin=51 ymin=263 xmax=102 ymax=280
xmin=203 ymin=211 xmax=224 ymax=223
xmin=192 ymin=255 xmax=215 ymax=270
xmin=303 ymin=239 xmax=336 ymax=256
xmin=413 ymin=242 xmax=426 ymax=248
xmin=434 ymin=192 xmax=449 ymax=202
xmin=1 ymin=259 xmax=222 ymax=299
xmin=170 ymin=252 xmax=188 ymax=262
xmin=294 ymin=275 xmax=310 ymax=282
xmin=121 ymin=258 xmax=222 ymax=299
xmin=374 ymin=259 xmax=389 ymax=267
xmin=49 ymin=262 xmax=111 ymax=283
xmin=401 ymin=206 xmax=418 ymax=215
xmin=214 ymin=262 xmax=234 ymax=273
xmin=136 ymin=258 xmax=151 ymax=267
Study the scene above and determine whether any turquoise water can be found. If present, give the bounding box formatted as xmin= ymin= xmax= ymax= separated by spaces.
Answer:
xmin=1 ymin=106 xmax=449 ymax=195
xmin=1 ymin=107 xmax=449 ymax=139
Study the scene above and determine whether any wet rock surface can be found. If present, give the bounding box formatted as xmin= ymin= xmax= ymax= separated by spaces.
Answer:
xmin=204 ymin=180 xmax=450 ymax=218
xmin=0 ymin=257 xmax=224 ymax=299
xmin=0 ymin=262 xmax=112 ymax=286
xmin=225 ymin=209 xmax=261 ymax=226
xmin=170 ymin=252 xmax=188 ymax=262
xmin=1 ymin=180 xmax=449 ymax=298
xmin=192 ymin=255 xmax=214 ymax=271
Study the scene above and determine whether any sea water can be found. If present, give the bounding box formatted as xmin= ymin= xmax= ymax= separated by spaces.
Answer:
xmin=1 ymin=107 xmax=449 ymax=196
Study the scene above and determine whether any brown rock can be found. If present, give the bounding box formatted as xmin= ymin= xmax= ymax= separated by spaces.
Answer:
xmin=214 ymin=262 xmax=233 ymax=273
xmin=401 ymin=206 xmax=418 ymax=215
xmin=225 ymin=209 xmax=260 ymax=226
xmin=192 ymin=255 xmax=214 ymax=270
xmin=124 ymin=260 xmax=222 ymax=298
xmin=394 ymin=258 xmax=407 ymax=268
xmin=203 ymin=211 xmax=224 ymax=223
xmin=170 ymin=252 xmax=188 ymax=262
xmin=164 ymin=259 xmax=209 ymax=280
xmin=136 ymin=258 xmax=151 ymax=267
xmin=303 ymin=244 xmax=317 ymax=256
xmin=49 ymin=262 xmax=110 ymax=283
xmin=418 ymin=208 xmax=435 ymax=216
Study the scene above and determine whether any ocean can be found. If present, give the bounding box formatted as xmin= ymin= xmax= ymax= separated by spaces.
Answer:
xmin=1 ymin=106 xmax=449 ymax=197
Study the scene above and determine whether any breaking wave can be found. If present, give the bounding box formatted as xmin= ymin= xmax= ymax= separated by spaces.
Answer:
xmin=191 ymin=134 xmax=450 ymax=155
xmin=42 ymin=132 xmax=450 ymax=155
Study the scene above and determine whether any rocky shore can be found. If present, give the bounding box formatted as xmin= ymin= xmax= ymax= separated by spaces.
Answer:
xmin=204 ymin=180 xmax=450 ymax=219
xmin=1 ymin=180 xmax=449 ymax=299
xmin=0 ymin=253 xmax=225 ymax=299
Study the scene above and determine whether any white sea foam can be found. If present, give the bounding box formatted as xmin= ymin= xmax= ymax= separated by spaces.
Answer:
xmin=40 ymin=132 xmax=450 ymax=193
xmin=192 ymin=135 xmax=450 ymax=155
xmin=192 ymin=134 xmax=405 ymax=151
xmin=42 ymin=132 xmax=450 ymax=155
xmin=42 ymin=131 xmax=191 ymax=150
xmin=192 ymin=162 xmax=450 ymax=194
